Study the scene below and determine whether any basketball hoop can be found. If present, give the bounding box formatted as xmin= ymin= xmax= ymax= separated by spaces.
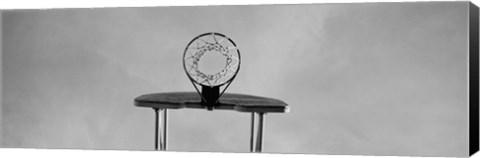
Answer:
xmin=183 ymin=32 xmax=241 ymax=110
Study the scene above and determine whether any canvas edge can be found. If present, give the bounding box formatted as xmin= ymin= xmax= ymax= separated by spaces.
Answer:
xmin=469 ymin=1 xmax=479 ymax=157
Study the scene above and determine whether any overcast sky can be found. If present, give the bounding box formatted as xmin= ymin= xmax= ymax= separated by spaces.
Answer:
xmin=1 ymin=2 xmax=471 ymax=157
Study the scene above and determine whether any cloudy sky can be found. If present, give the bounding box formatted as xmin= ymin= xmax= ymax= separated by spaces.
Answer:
xmin=1 ymin=2 xmax=471 ymax=157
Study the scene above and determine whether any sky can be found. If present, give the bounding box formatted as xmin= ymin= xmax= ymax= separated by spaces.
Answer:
xmin=1 ymin=2 xmax=472 ymax=157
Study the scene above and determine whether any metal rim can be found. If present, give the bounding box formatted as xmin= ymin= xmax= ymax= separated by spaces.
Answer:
xmin=183 ymin=32 xmax=241 ymax=87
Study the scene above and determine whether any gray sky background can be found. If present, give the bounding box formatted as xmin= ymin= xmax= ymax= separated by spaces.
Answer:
xmin=0 ymin=11 xmax=2 ymax=147
xmin=1 ymin=2 xmax=471 ymax=157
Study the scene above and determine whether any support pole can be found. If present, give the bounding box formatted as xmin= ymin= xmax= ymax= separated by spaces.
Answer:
xmin=255 ymin=112 xmax=265 ymax=152
xmin=162 ymin=109 xmax=168 ymax=150
xmin=153 ymin=108 xmax=160 ymax=150
xmin=250 ymin=112 xmax=256 ymax=152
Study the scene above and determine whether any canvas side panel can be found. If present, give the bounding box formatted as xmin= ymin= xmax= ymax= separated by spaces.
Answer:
xmin=469 ymin=2 xmax=479 ymax=156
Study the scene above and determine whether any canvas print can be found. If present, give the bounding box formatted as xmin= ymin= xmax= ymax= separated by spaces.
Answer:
xmin=1 ymin=1 xmax=478 ymax=157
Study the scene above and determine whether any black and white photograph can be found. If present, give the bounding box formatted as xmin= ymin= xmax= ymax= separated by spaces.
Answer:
xmin=0 ymin=1 xmax=479 ymax=158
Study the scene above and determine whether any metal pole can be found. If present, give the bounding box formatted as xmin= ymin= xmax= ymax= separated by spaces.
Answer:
xmin=153 ymin=108 xmax=160 ymax=150
xmin=255 ymin=112 xmax=265 ymax=152
xmin=250 ymin=112 xmax=255 ymax=152
xmin=162 ymin=109 xmax=168 ymax=150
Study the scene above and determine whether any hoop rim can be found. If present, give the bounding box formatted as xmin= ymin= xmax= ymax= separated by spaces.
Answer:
xmin=182 ymin=32 xmax=241 ymax=87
